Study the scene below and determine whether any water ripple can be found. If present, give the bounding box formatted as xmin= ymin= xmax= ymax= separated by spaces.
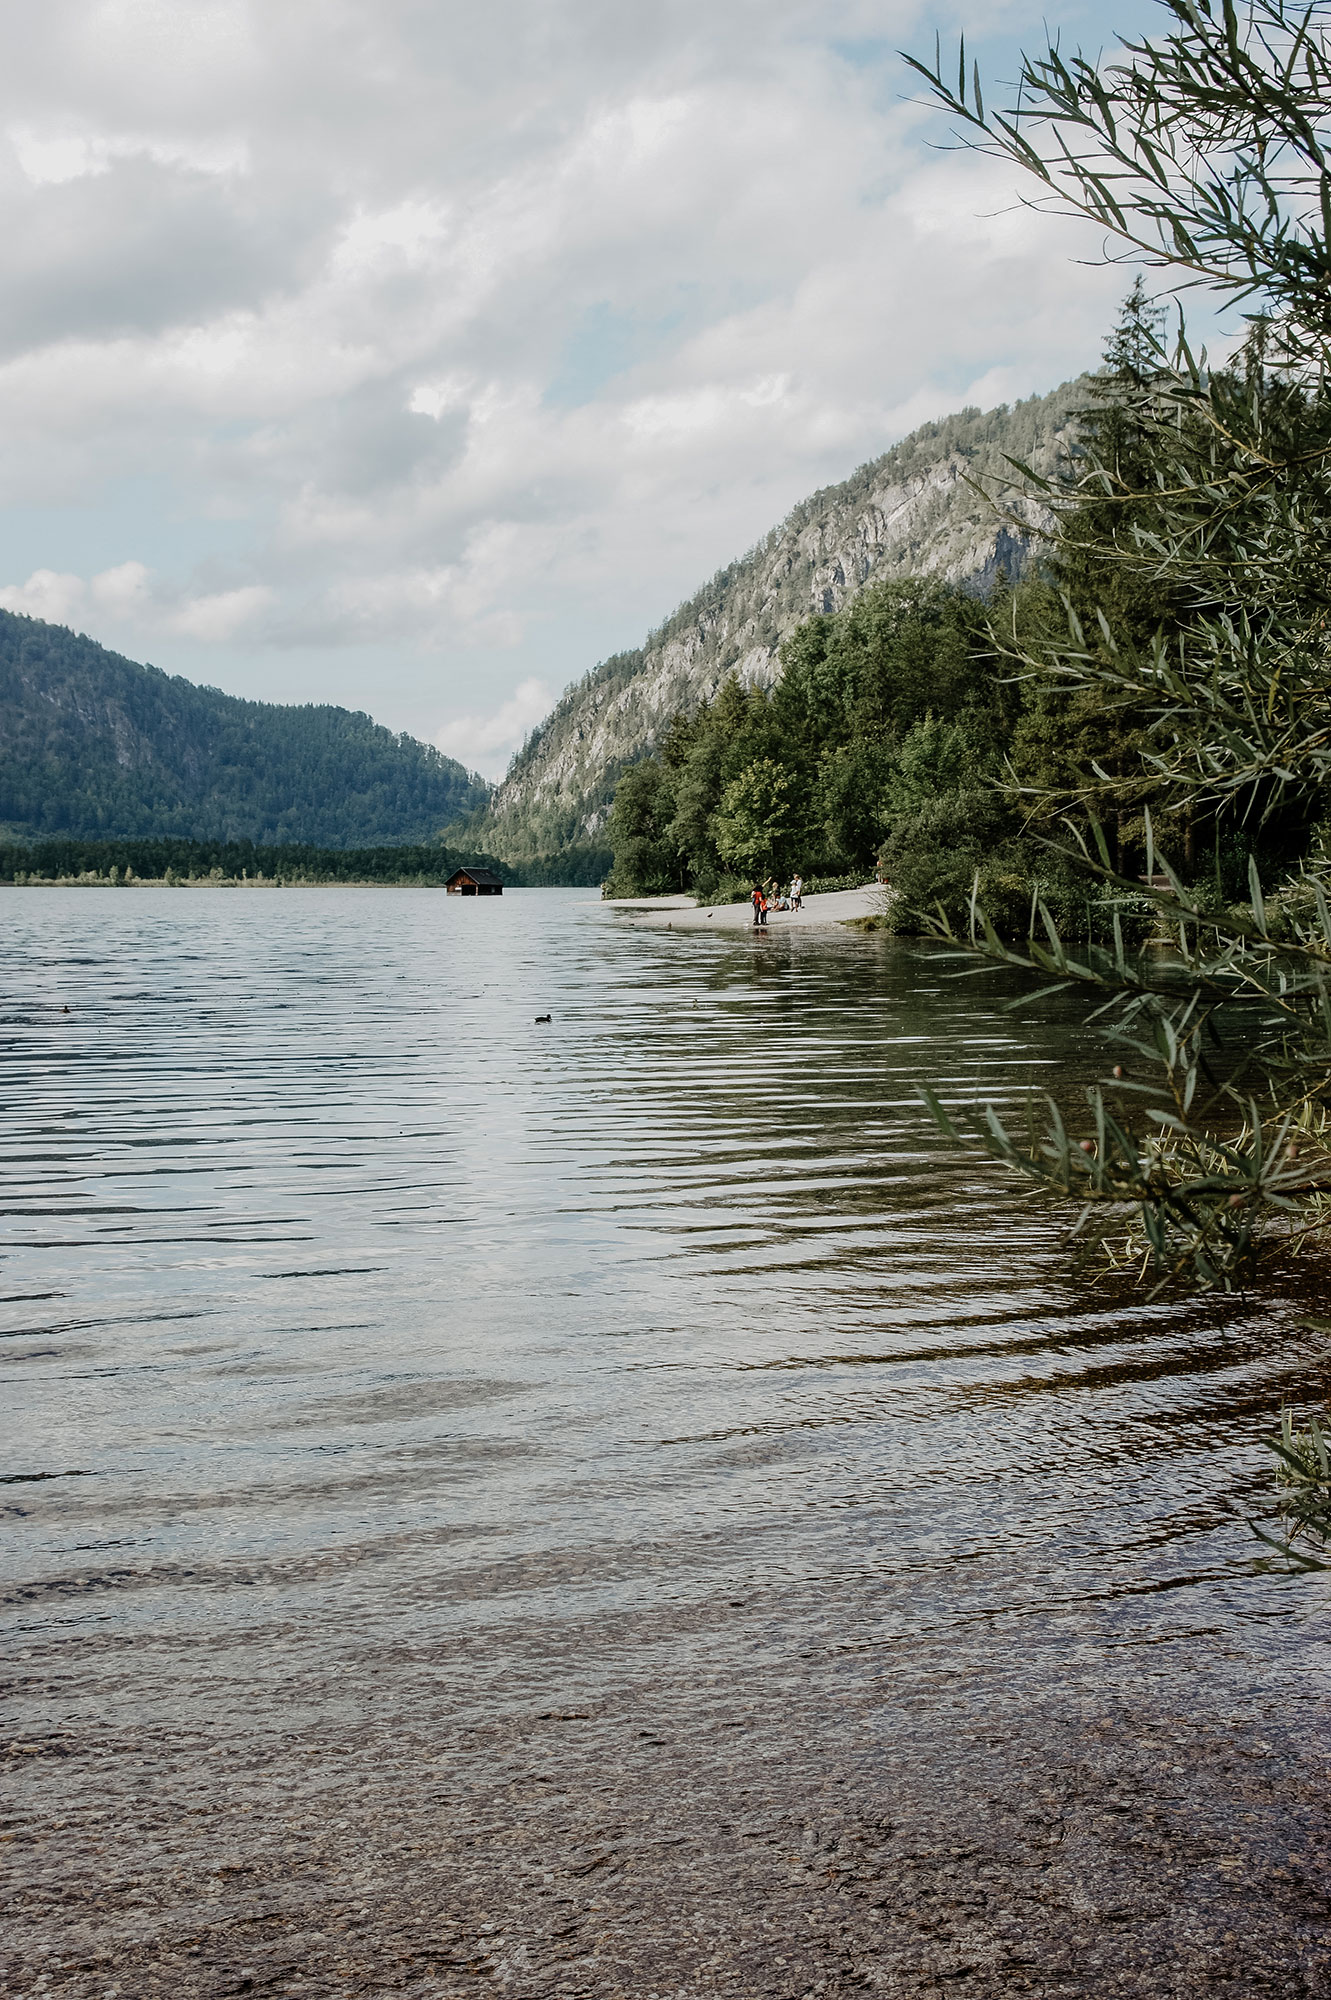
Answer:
xmin=0 ymin=886 xmax=1322 ymax=1742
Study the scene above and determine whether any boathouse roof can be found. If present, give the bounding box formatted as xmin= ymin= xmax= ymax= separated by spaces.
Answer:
xmin=446 ymin=866 xmax=505 ymax=887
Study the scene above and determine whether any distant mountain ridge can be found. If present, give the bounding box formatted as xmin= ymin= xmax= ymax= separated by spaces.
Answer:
xmin=479 ymin=380 xmax=1090 ymax=863
xmin=0 ymin=611 xmax=489 ymax=848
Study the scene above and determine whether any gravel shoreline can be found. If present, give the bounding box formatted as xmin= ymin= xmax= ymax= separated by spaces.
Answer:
xmin=7 ymin=1645 xmax=1329 ymax=1998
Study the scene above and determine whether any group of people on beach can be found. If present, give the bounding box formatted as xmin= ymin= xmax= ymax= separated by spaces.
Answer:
xmin=751 ymin=873 xmax=803 ymax=926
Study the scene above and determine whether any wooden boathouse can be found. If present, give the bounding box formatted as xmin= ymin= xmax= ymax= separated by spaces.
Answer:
xmin=445 ymin=866 xmax=504 ymax=896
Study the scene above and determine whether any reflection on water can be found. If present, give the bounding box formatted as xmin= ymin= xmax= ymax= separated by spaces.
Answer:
xmin=4 ymin=888 xmax=1323 ymax=1692
xmin=3 ymin=887 xmax=1329 ymax=1990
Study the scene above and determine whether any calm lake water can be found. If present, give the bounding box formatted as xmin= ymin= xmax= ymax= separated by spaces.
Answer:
xmin=4 ymin=887 xmax=1330 ymax=1998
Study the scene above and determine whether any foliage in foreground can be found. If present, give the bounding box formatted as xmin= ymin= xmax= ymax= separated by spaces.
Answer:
xmin=1254 ymin=1410 xmax=1331 ymax=1569
xmin=903 ymin=0 xmax=1331 ymax=1290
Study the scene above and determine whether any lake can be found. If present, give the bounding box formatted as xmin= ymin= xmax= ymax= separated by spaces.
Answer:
xmin=4 ymin=886 xmax=1329 ymax=1998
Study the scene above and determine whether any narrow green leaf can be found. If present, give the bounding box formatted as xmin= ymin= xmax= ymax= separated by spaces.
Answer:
xmin=1248 ymin=853 xmax=1268 ymax=936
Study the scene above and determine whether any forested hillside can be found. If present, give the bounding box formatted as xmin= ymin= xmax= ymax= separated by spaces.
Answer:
xmin=0 ymin=612 xmax=489 ymax=847
xmin=471 ymin=381 xmax=1089 ymax=868
xmin=605 ymin=289 xmax=1322 ymax=935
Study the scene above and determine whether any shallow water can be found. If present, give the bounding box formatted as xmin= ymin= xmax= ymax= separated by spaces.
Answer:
xmin=4 ymin=887 xmax=1329 ymax=1997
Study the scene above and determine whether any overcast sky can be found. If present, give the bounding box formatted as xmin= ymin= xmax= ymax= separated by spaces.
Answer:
xmin=0 ymin=0 xmax=1169 ymax=778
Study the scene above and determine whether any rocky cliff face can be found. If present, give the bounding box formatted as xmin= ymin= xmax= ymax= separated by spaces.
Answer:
xmin=483 ymin=380 xmax=1088 ymax=859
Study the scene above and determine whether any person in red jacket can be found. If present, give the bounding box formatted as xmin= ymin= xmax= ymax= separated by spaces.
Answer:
xmin=751 ymin=885 xmax=767 ymax=927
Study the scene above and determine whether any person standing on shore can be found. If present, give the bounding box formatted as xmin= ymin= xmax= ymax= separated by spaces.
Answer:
xmin=789 ymin=871 xmax=803 ymax=912
xmin=751 ymin=885 xmax=767 ymax=928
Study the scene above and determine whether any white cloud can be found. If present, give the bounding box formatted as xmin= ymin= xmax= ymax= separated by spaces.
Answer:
xmin=0 ymin=567 xmax=88 ymax=625
xmin=0 ymin=0 xmax=1171 ymax=752
xmin=332 ymin=200 xmax=451 ymax=277
xmin=90 ymin=558 xmax=152 ymax=615
xmin=0 ymin=560 xmax=270 ymax=643
xmin=10 ymin=123 xmax=248 ymax=185
xmin=168 ymin=584 xmax=272 ymax=641
xmin=437 ymin=677 xmax=555 ymax=779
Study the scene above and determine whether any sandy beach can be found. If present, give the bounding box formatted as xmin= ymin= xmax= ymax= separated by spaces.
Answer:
xmin=600 ymin=883 xmax=887 ymax=928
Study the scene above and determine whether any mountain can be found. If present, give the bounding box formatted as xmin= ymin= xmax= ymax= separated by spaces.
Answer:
xmin=0 ymin=611 xmax=489 ymax=847
xmin=477 ymin=380 xmax=1089 ymax=864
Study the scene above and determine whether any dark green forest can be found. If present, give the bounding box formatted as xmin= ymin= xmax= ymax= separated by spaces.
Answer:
xmin=0 ymin=610 xmax=490 ymax=848
xmin=605 ymin=284 xmax=1324 ymax=937
xmin=0 ymin=837 xmax=519 ymax=887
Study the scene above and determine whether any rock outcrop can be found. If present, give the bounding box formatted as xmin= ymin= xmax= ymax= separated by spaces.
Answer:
xmin=482 ymin=380 xmax=1088 ymax=860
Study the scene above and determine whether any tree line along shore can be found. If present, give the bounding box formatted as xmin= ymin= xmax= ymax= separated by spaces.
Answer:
xmin=0 ymin=838 xmax=530 ymax=888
